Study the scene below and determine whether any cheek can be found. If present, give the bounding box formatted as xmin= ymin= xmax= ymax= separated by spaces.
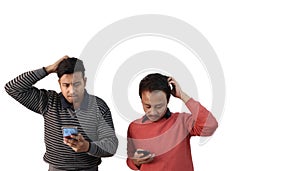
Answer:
xmin=60 ymin=87 xmax=67 ymax=93
xmin=78 ymin=85 xmax=85 ymax=91
xmin=143 ymin=107 xmax=149 ymax=113
xmin=158 ymin=107 xmax=167 ymax=115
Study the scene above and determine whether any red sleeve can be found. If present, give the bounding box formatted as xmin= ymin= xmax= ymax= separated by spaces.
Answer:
xmin=185 ymin=98 xmax=218 ymax=136
xmin=126 ymin=124 xmax=140 ymax=170
xmin=126 ymin=158 xmax=139 ymax=171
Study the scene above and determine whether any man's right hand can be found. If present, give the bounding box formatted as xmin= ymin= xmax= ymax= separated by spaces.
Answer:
xmin=45 ymin=55 xmax=69 ymax=74
xmin=131 ymin=149 xmax=155 ymax=167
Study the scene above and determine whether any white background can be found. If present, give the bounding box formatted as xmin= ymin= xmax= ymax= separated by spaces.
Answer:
xmin=1 ymin=0 xmax=300 ymax=170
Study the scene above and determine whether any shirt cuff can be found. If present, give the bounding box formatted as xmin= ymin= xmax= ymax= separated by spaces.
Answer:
xmin=185 ymin=97 xmax=194 ymax=105
xmin=87 ymin=142 xmax=97 ymax=156
xmin=33 ymin=68 xmax=48 ymax=79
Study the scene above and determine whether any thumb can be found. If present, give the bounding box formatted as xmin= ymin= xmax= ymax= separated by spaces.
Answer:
xmin=78 ymin=133 xmax=85 ymax=141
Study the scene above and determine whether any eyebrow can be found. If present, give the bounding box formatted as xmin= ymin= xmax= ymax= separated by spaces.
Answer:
xmin=61 ymin=81 xmax=81 ymax=84
xmin=62 ymin=81 xmax=80 ymax=84
xmin=143 ymin=103 xmax=164 ymax=107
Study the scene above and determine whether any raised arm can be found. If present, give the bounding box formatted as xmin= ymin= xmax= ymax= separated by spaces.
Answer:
xmin=4 ymin=56 xmax=68 ymax=114
xmin=168 ymin=77 xmax=218 ymax=136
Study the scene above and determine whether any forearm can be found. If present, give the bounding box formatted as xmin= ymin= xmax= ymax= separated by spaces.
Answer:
xmin=5 ymin=68 xmax=47 ymax=93
xmin=88 ymin=136 xmax=118 ymax=157
xmin=4 ymin=68 xmax=49 ymax=114
xmin=180 ymin=91 xmax=191 ymax=103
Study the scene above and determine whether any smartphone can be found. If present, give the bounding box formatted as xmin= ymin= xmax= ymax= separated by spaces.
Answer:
xmin=136 ymin=150 xmax=151 ymax=157
xmin=62 ymin=126 xmax=78 ymax=140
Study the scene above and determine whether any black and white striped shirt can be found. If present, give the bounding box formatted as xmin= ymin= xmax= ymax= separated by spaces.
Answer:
xmin=5 ymin=68 xmax=118 ymax=169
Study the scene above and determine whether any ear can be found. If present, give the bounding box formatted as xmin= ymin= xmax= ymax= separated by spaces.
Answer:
xmin=84 ymin=77 xmax=87 ymax=87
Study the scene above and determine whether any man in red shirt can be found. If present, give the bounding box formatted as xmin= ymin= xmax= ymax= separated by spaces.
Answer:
xmin=126 ymin=73 xmax=218 ymax=171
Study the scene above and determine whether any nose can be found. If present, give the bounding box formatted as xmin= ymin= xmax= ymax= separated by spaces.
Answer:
xmin=68 ymin=85 xmax=75 ymax=94
xmin=147 ymin=108 xmax=157 ymax=115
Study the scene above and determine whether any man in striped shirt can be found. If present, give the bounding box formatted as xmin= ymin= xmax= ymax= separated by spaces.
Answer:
xmin=5 ymin=56 xmax=118 ymax=171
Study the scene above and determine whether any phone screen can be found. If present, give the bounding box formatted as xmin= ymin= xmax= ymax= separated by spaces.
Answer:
xmin=137 ymin=150 xmax=151 ymax=157
xmin=62 ymin=126 xmax=78 ymax=139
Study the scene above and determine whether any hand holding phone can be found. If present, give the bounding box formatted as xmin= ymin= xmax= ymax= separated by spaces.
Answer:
xmin=131 ymin=149 xmax=155 ymax=167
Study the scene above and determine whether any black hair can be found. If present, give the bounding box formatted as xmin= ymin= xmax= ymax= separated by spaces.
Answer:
xmin=139 ymin=73 xmax=171 ymax=102
xmin=57 ymin=57 xmax=85 ymax=78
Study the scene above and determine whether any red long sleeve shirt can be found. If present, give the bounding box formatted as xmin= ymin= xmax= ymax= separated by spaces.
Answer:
xmin=127 ymin=98 xmax=218 ymax=171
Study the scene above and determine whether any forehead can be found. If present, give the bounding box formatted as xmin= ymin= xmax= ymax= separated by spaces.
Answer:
xmin=60 ymin=72 xmax=83 ymax=82
xmin=141 ymin=90 xmax=167 ymax=104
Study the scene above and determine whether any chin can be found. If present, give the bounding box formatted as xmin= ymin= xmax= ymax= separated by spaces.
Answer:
xmin=67 ymin=99 xmax=73 ymax=104
xmin=148 ymin=117 xmax=161 ymax=122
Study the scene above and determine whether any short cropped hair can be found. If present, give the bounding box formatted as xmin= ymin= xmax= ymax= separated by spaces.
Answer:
xmin=139 ymin=73 xmax=171 ymax=102
xmin=57 ymin=57 xmax=85 ymax=78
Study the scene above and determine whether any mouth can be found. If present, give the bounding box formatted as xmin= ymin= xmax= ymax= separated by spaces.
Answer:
xmin=67 ymin=95 xmax=78 ymax=99
xmin=147 ymin=115 xmax=159 ymax=120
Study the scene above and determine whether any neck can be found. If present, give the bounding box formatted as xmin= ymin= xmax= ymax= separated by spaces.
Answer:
xmin=73 ymin=103 xmax=81 ymax=110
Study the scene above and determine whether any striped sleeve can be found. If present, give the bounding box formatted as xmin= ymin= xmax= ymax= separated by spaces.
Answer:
xmin=4 ymin=68 xmax=50 ymax=115
xmin=88 ymin=97 xmax=118 ymax=157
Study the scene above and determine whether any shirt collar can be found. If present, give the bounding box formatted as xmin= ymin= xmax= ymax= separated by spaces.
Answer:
xmin=60 ymin=90 xmax=89 ymax=110
xmin=142 ymin=108 xmax=172 ymax=123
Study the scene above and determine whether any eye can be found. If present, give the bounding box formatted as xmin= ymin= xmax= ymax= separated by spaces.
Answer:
xmin=73 ymin=82 xmax=80 ymax=87
xmin=155 ymin=105 xmax=163 ymax=109
xmin=63 ymin=84 xmax=70 ymax=88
